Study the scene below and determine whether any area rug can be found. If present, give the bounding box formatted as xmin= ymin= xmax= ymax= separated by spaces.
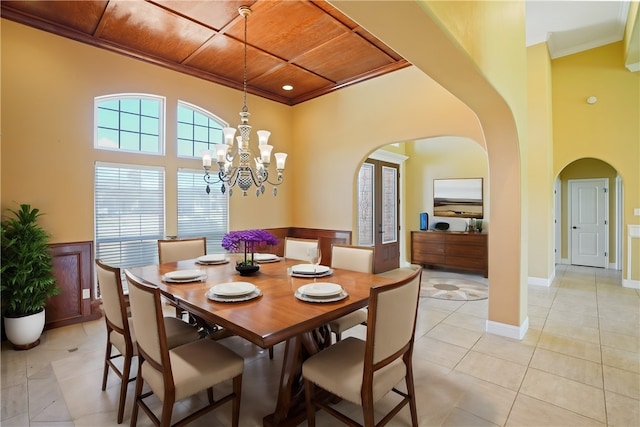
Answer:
xmin=420 ymin=277 xmax=488 ymax=301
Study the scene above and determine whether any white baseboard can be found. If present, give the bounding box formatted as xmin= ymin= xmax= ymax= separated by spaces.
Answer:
xmin=560 ymin=258 xmax=571 ymax=265
xmin=528 ymin=270 xmax=555 ymax=287
xmin=486 ymin=317 xmax=529 ymax=340
xmin=622 ymin=279 xmax=640 ymax=289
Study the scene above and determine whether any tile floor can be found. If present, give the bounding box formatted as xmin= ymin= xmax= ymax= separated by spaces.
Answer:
xmin=1 ymin=264 xmax=639 ymax=426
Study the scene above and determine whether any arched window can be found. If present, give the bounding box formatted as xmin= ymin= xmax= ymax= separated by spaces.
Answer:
xmin=176 ymin=101 xmax=227 ymax=158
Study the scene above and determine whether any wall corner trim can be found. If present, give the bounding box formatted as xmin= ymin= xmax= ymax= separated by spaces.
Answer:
xmin=486 ymin=318 xmax=529 ymax=340
xmin=528 ymin=275 xmax=553 ymax=287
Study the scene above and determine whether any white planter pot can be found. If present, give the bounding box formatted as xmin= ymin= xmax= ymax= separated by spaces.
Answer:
xmin=4 ymin=308 xmax=45 ymax=350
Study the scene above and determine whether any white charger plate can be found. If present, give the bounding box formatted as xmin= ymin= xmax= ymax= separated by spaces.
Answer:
xmin=209 ymin=282 xmax=256 ymax=296
xmin=206 ymin=288 xmax=262 ymax=302
xmin=197 ymin=254 xmax=227 ymax=263
xmin=298 ymin=282 xmax=343 ymax=297
xmin=295 ymin=290 xmax=348 ymax=303
xmin=164 ymin=269 xmax=204 ymax=280
xmin=254 ymin=253 xmax=278 ymax=262
xmin=291 ymin=264 xmax=331 ymax=275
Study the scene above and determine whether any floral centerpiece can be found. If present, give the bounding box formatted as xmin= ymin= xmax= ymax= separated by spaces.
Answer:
xmin=222 ymin=229 xmax=278 ymax=275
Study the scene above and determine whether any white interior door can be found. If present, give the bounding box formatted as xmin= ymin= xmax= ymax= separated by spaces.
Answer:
xmin=570 ymin=179 xmax=608 ymax=268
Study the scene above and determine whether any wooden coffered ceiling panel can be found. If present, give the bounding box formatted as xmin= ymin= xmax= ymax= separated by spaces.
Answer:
xmin=2 ymin=0 xmax=410 ymax=105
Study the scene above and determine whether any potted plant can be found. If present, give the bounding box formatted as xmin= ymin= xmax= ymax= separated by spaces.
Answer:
xmin=222 ymin=229 xmax=278 ymax=276
xmin=1 ymin=204 xmax=59 ymax=349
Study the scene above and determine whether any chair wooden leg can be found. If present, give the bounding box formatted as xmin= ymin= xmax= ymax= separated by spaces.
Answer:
xmin=117 ymin=354 xmax=132 ymax=424
xmin=268 ymin=345 xmax=274 ymax=359
xmin=362 ymin=394 xmax=375 ymax=427
xmin=160 ymin=397 xmax=174 ymax=427
xmin=405 ymin=359 xmax=419 ymax=427
xmin=304 ymin=379 xmax=316 ymax=427
xmin=232 ymin=374 xmax=242 ymax=427
xmin=101 ymin=341 xmax=111 ymax=391
xmin=335 ymin=332 xmax=342 ymax=342
xmin=130 ymin=361 xmax=144 ymax=427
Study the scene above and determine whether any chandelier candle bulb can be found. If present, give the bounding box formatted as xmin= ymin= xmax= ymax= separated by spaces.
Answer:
xmin=223 ymin=127 xmax=237 ymax=145
xmin=214 ymin=144 xmax=228 ymax=163
xmin=260 ymin=145 xmax=273 ymax=163
xmin=257 ymin=130 xmax=271 ymax=146
xmin=202 ymin=150 xmax=212 ymax=167
xmin=275 ymin=153 xmax=287 ymax=170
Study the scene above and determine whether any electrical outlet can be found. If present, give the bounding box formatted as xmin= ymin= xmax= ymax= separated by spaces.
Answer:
xmin=82 ymin=289 xmax=90 ymax=299
xmin=635 ymin=208 xmax=640 ymax=216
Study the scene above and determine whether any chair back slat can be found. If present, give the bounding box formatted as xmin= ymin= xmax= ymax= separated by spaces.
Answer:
xmin=158 ymin=237 xmax=206 ymax=264
xmin=96 ymin=260 xmax=127 ymax=331
xmin=331 ymin=244 xmax=374 ymax=273
xmin=125 ymin=271 xmax=166 ymax=368
xmin=367 ymin=267 xmax=422 ymax=364
xmin=284 ymin=237 xmax=318 ymax=261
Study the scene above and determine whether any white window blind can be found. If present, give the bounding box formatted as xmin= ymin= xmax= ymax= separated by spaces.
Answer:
xmin=95 ymin=162 xmax=165 ymax=268
xmin=177 ymin=169 xmax=228 ymax=254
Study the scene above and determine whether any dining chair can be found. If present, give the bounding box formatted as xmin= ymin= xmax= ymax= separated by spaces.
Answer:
xmin=157 ymin=237 xmax=206 ymax=321
xmin=302 ymin=267 xmax=422 ymax=427
xmin=284 ymin=237 xmax=318 ymax=261
xmin=125 ymin=270 xmax=244 ymax=427
xmin=157 ymin=236 xmax=207 ymax=264
xmin=95 ymin=260 xmax=200 ymax=424
xmin=328 ymin=244 xmax=374 ymax=341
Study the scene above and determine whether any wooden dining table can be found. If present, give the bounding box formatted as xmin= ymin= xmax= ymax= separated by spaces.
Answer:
xmin=125 ymin=255 xmax=400 ymax=427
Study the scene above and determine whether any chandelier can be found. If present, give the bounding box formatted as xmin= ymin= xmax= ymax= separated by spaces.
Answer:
xmin=202 ymin=6 xmax=287 ymax=197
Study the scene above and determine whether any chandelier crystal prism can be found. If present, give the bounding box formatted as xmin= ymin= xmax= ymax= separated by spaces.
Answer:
xmin=202 ymin=6 xmax=287 ymax=197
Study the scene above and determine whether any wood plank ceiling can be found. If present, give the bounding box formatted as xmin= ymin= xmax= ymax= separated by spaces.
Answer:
xmin=2 ymin=0 xmax=410 ymax=105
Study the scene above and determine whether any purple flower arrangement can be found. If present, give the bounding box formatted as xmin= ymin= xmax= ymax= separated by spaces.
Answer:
xmin=222 ymin=229 xmax=278 ymax=266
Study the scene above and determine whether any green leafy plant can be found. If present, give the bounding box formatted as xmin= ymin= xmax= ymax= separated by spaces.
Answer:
xmin=1 ymin=204 xmax=59 ymax=317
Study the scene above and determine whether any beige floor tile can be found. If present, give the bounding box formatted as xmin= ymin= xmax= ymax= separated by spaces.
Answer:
xmin=0 ymin=383 xmax=28 ymax=422
xmin=413 ymin=336 xmax=469 ymax=369
xmin=605 ymin=391 xmax=640 ymax=427
xmin=529 ymin=347 xmax=603 ymax=388
xmin=471 ymin=333 xmax=535 ymax=365
xmin=601 ymin=345 xmax=640 ymax=373
xmin=537 ymin=331 xmax=602 ymax=363
xmin=600 ymin=329 xmax=640 ymax=353
xmin=603 ymin=365 xmax=640 ymax=399
xmin=442 ymin=311 xmax=487 ymax=333
xmin=546 ymin=307 xmax=599 ymax=329
xmin=455 ymin=351 xmax=527 ymax=390
xmin=449 ymin=372 xmax=517 ymax=426
xmin=599 ymin=315 xmax=640 ymax=337
xmin=519 ymin=368 xmax=606 ymax=423
xmin=441 ymin=407 xmax=499 ymax=426
xmin=542 ymin=322 xmax=600 ymax=345
xmin=506 ymin=394 xmax=605 ymax=426
xmin=425 ymin=323 xmax=483 ymax=349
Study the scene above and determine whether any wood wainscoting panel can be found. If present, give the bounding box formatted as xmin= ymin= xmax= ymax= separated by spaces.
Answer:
xmin=46 ymin=241 xmax=101 ymax=329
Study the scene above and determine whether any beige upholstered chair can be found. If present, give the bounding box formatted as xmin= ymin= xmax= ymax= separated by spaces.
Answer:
xmin=284 ymin=237 xmax=318 ymax=261
xmin=157 ymin=237 xmax=206 ymax=320
xmin=95 ymin=260 xmax=200 ymax=424
xmin=303 ymin=267 xmax=422 ymax=427
xmin=125 ymin=270 xmax=244 ymax=427
xmin=157 ymin=237 xmax=206 ymax=264
xmin=328 ymin=244 xmax=374 ymax=341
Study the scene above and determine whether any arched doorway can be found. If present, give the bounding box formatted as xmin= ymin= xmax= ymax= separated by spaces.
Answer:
xmin=555 ymin=158 xmax=622 ymax=271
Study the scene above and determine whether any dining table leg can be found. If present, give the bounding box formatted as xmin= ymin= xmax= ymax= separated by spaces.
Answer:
xmin=263 ymin=325 xmax=331 ymax=427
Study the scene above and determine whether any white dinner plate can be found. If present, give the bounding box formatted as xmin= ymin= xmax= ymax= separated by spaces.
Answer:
xmin=294 ymin=290 xmax=348 ymax=303
xmin=210 ymin=282 xmax=256 ymax=296
xmin=197 ymin=254 xmax=227 ymax=263
xmin=291 ymin=264 xmax=331 ymax=275
xmin=164 ymin=269 xmax=204 ymax=280
xmin=254 ymin=253 xmax=278 ymax=262
xmin=298 ymin=282 xmax=343 ymax=297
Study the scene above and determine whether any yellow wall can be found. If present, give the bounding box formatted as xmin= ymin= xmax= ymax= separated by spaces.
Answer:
xmin=552 ymin=42 xmax=640 ymax=280
xmin=1 ymin=20 xmax=293 ymax=243
xmin=527 ymin=43 xmax=555 ymax=282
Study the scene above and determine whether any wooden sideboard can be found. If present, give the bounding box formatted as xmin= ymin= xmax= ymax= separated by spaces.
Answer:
xmin=411 ymin=231 xmax=488 ymax=277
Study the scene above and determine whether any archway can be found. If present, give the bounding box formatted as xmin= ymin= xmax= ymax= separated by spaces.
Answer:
xmin=555 ymin=158 xmax=622 ymax=271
